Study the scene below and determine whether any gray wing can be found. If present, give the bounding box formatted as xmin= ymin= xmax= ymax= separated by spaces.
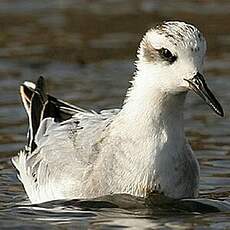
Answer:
xmin=12 ymin=77 xmax=120 ymax=203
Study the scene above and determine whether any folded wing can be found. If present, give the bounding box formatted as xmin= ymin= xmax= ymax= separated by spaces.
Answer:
xmin=12 ymin=76 xmax=119 ymax=203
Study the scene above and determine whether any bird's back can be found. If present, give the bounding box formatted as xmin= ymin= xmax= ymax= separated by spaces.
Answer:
xmin=12 ymin=77 xmax=119 ymax=203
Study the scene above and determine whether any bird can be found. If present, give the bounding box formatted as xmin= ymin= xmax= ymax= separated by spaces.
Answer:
xmin=12 ymin=21 xmax=224 ymax=204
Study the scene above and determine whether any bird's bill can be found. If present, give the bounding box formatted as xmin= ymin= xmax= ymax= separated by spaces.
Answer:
xmin=184 ymin=72 xmax=224 ymax=117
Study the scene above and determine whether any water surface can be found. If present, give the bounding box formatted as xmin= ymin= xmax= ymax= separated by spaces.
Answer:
xmin=0 ymin=0 xmax=230 ymax=229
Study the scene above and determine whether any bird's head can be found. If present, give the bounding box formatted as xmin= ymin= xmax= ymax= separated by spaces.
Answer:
xmin=136 ymin=21 xmax=223 ymax=116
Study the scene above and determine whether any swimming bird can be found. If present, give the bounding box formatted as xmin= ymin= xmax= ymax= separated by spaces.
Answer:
xmin=12 ymin=21 xmax=224 ymax=204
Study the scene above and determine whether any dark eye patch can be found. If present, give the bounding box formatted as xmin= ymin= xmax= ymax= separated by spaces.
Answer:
xmin=158 ymin=48 xmax=177 ymax=64
xmin=141 ymin=39 xmax=177 ymax=64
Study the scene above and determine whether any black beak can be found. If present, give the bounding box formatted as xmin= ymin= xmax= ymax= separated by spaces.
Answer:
xmin=184 ymin=72 xmax=224 ymax=117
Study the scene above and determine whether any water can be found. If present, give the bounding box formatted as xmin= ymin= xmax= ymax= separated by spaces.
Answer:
xmin=0 ymin=0 xmax=230 ymax=229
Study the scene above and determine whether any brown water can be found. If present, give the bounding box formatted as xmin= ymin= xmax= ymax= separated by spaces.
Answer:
xmin=0 ymin=0 xmax=230 ymax=229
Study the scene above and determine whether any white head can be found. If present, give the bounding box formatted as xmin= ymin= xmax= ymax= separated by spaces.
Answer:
xmin=134 ymin=21 xmax=223 ymax=116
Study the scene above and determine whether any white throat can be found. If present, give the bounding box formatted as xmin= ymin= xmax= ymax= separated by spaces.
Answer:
xmin=111 ymin=65 xmax=189 ymax=197
xmin=120 ymin=65 xmax=186 ymax=138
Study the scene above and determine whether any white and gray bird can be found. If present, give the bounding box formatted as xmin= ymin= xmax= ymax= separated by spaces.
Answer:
xmin=12 ymin=21 xmax=224 ymax=204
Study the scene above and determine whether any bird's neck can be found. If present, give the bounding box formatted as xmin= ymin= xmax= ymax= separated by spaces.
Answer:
xmin=111 ymin=70 xmax=188 ymax=196
xmin=118 ymin=71 xmax=186 ymax=139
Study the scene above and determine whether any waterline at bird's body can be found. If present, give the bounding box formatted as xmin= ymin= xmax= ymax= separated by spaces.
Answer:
xmin=12 ymin=21 xmax=223 ymax=204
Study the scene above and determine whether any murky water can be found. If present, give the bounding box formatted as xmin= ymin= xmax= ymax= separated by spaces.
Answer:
xmin=0 ymin=0 xmax=230 ymax=229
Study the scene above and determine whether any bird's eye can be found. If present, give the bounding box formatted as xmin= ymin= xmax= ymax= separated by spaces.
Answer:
xmin=159 ymin=48 xmax=172 ymax=58
xmin=158 ymin=48 xmax=177 ymax=64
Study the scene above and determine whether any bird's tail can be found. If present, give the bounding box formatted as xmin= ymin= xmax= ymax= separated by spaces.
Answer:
xmin=20 ymin=76 xmax=87 ymax=152
xmin=20 ymin=76 xmax=48 ymax=151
